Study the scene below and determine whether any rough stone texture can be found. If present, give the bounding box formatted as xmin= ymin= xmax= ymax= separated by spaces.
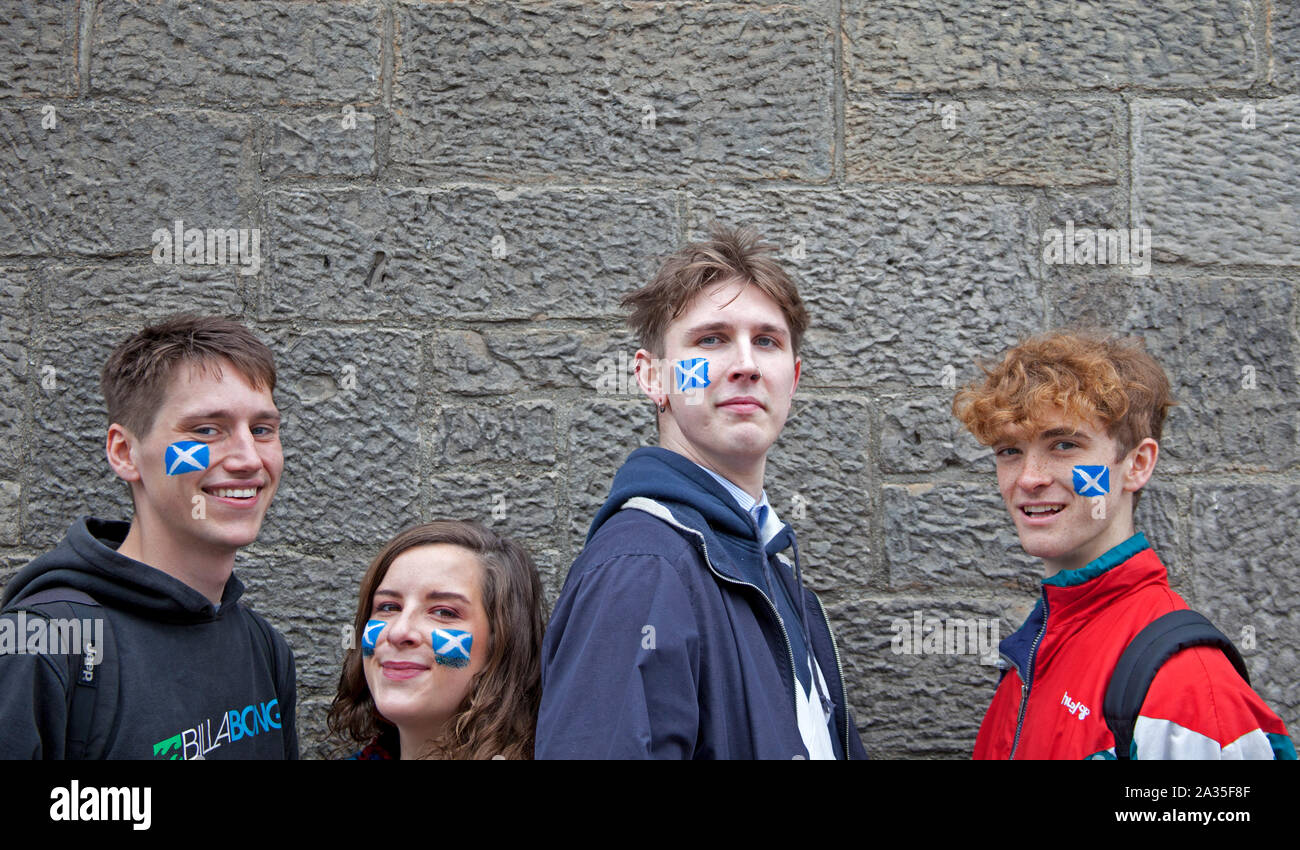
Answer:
xmin=846 ymin=98 xmax=1122 ymax=186
xmin=883 ymin=483 xmax=1040 ymax=591
xmin=1187 ymin=485 xmax=1300 ymax=729
xmin=843 ymin=0 xmax=1257 ymax=92
xmin=0 ymin=108 xmax=250 ymax=257
xmin=268 ymin=187 xmax=677 ymax=320
xmin=0 ymin=271 xmax=29 ymax=480
xmin=1275 ymin=0 xmax=1300 ymax=89
xmin=1133 ymin=97 xmax=1300 ymax=265
xmin=0 ymin=0 xmax=76 ymax=99
xmin=262 ymin=111 xmax=378 ymax=180
xmin=430 ymin=327 xmax=637 ymax=397
xmin=43 ymin=264 xmax=246 ymax=320
xmin=879 ymin=392 xmax=991 ymax=474
xmin=563 ymin=397 xmax=657 ymax=547
xmin=90 ymin=1 xmax=381 ymax=107
xmin=423 ymin=470 xmax=560 ymax=555
xmin=427 ymin=401 xmax=557 ymax=468
xmin=392 ymin=2 xmax=834 ymax=181
xmin=259 ymin=328 xmax=423 ymax=552
xmin=766 ymin=397 xmax=876 ymax=597
xmin=0 ymin=480 xmax=19 ymax=546
xmin=24 ymin=326 xmax=133 ymax=548
xmin=830 ymin=594 xmax=1022 ymax=757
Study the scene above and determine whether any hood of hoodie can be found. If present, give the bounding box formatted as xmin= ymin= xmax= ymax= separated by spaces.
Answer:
xmin=586 ymin=447 xmax=795 ymax=573
xmin=1 ymin=516 xmax=243 ymax=623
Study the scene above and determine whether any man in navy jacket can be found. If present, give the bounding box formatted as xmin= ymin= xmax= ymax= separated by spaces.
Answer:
xmin=536 ymin=225 xmax=867 ymax=759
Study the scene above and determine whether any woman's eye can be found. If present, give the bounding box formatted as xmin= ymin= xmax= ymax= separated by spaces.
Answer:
xmin=432 ymin=607 xmax=458 ymax=618
xmin=374 ymin=602 xmax=398 ymax=614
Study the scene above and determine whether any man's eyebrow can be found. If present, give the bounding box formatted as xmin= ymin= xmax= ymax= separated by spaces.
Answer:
xmin=681 ymin=321 xmax=789 ymax=338
xmin=178 ymin=409 xmax=282 ymax=423
xmin=1039 ymin=427 xmax=1087 ymax=440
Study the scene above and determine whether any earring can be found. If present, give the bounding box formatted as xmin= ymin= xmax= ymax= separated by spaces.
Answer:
xmin=658 ymin=400 xmax=667 ymax=413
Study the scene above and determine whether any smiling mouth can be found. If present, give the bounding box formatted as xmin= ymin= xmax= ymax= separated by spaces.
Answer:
xmin=203 ymin=486 xmax=262 ymax=501
xmin=1021 ymin=504 xmax=1065 ymax=517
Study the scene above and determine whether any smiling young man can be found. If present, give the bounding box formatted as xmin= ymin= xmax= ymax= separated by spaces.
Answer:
xmin=954 ymin=331 xmax=1293 ymax=759
xmin=0 ymin=315 xmax=298 ymax=759
xmin=535 ymin=225 xmax=867 ymax=759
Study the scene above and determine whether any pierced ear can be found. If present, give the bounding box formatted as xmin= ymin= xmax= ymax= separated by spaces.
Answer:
xmin=633 ymin=349 xmax=666 ymax=400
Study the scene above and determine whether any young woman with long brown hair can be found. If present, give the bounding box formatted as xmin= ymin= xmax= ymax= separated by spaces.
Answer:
xmin=328 ymin=520 xmax=545 ymax=759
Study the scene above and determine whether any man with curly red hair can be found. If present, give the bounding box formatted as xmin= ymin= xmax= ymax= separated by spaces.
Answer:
xmin=953 ymin=330 xmax=1293 ymax=759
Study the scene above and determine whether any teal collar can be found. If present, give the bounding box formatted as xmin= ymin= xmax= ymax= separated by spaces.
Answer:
xmin=1043 ymin=532 xmax=1150 ymax=588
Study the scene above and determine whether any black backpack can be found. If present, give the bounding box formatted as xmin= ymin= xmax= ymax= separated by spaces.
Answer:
xmin=1102 ymin=609 xmax=1250 ymax=760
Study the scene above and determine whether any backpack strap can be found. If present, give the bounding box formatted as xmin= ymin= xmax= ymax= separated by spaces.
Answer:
xmin=1103 ymin=609 xmax=1249 ymax=761
xmin=8 ymin=588 xmax=113 ymax=759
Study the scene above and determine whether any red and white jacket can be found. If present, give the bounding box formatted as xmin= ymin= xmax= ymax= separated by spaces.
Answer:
xmin=974 ymin=533 xmax=1294 ymax=760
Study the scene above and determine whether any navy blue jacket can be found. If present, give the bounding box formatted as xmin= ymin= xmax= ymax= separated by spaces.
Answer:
xmin=536 ymin=447 xmax=867 ymax=759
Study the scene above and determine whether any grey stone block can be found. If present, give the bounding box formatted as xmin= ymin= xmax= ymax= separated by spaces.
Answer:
xmin=766 ymin=397 xmax=876 ymax=596
xmin=260 ymin=327 xmax=423 ymax=551
xmin=0 ymin=108 xmax=249 ymax=257
xmin=829 ymin=594 xmax=1020 ymax=758
xmin=43 ymin=264 xmax=245 ymax=321
xmin=843 ymin=0 xmax=1257 ymax=92
xmin=430 ymin=327 xmax=636 ymax=396
xmin=262 ymin=111 xmax=377 ymax=180
xmin=0 ymin=480 xmax=19 ymax=546
xmin=427 ymin=400 xmax=557 ymax=467
xmin=392 ymin=2 xmax=833 ymax=181
xmin=1133 ymin=97 xmax=1300 ymax=265
xmin=883 ymin=482 xmax=1039 ymax=590
xmin=563 ymin=397 xmax=657 ymax=547
xmin=1272 ymin=0 xmax=1300 ymax=89
xmin=90 ymin=1 xmax=381 ymax=107
xmin=688 ymin=187 xmax=1042 ymax=388
xmin=879 ymin=392 xmax=992 ymax=474
xmin=423 ymin=469 xmax=559 ymax=556
xmin=1121 ymin=276 xmax=1296 ymax=472
xmin=0 ymin=0 xmax=76 ymax=98
xmin=846 ymin=97 xmax=1121 ymax=186
xmin=1187 ymin=484 xmax=1300 ymax=727
xmin=0 ymin=270 xmax=31 ymax=480
xmin=25 ymin=326 xmax=132 ymax=547
xmin=267 ymin=187 xmax=677 ymax=320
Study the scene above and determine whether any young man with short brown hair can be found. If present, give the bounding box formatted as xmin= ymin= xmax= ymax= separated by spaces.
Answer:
xmin=536 ymin=225 xmax=866 ymax=759
xmin=0 ymin=315 xmax=298 ymax=759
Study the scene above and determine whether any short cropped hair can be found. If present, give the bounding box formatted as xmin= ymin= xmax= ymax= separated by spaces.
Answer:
xmin=952 ymin=330 xmax=1175 ymax=458
xmin=623 ymin=224 xmax=809 ymax=356
xmin=101 ymin=314 xmax=277 ymax=439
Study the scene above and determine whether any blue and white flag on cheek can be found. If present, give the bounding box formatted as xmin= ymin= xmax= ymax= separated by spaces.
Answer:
xmin=165 ymin=441 xmax=209 ymax=475
xmin=1072 ymin=465 xmax=1110 ymax=497
xmin=432 ymin=628 xmax=472 ymax=668
xmin=675 ymin=357 xmax=710 ymax=392
xmin=361 ymin=619 xmax=385 ymax=657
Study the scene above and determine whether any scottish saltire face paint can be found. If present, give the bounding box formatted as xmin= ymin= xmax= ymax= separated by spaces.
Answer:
xmin=165 ymin=441 xmax=209 ymax=475
xmin=432 ymin=628 xmax=472 ymax=668
xmin=361 ymin=619 xmax=385 ymax=657
xmin=1072 ymin=465 xmax=1110 ymax=497
xmin=675 ymin=357 xmax=710 ymax=392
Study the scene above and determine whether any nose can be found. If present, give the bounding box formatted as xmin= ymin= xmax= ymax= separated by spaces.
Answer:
xmin=729 ymin=338 xmax=760 ymax=383
xmin=1016 ymin=449 xmax=1053 ymax=491
xmin=384 ymin=606 xmax=424 ymax=648
xmin=219 ymin=425 xmax=263 ymax=473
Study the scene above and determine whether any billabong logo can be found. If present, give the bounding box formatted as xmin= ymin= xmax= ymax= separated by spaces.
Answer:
xmin=151 ymin=698 xmax=281 ymax=760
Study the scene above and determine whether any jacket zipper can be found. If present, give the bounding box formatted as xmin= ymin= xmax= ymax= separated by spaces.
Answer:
xmin=1008 ymin=592 xmax=1049 ymax=760
xmin=651 ymin=510 xmax=809 ymax=757
xmin=812 ymin=593 xmax=853 ymax=759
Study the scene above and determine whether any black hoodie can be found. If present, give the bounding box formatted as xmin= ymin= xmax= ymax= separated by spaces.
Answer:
xmin=0 ymin=517 xmax=298 ymax=759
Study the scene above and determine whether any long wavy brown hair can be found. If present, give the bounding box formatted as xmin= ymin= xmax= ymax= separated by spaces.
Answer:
xmin=327 ymin=520 xmax=546 ymax=759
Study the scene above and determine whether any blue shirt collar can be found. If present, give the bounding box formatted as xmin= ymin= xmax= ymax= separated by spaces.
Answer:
xmin=696 ymin=465 xmax=784 ymax=548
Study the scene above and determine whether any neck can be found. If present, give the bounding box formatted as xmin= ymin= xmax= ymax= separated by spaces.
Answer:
xmin=398 ymin=724 xmax=447 ymax=760
xmin=1041 ymin=514 xmax=1137 ymax=579
xmin=657 ymin=433 xmax=766 ymax=501
xmin=116 ymin=516 xmax=235 ymax=604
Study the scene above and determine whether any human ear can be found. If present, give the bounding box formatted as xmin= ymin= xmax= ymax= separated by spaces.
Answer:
xmin=633 ymin=349 xmax=667 ymax=406
xmin=1122 ymin=438 xmax=1159 ymax=492
xmin=105 ymin=423 xmax=143 ymax=484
